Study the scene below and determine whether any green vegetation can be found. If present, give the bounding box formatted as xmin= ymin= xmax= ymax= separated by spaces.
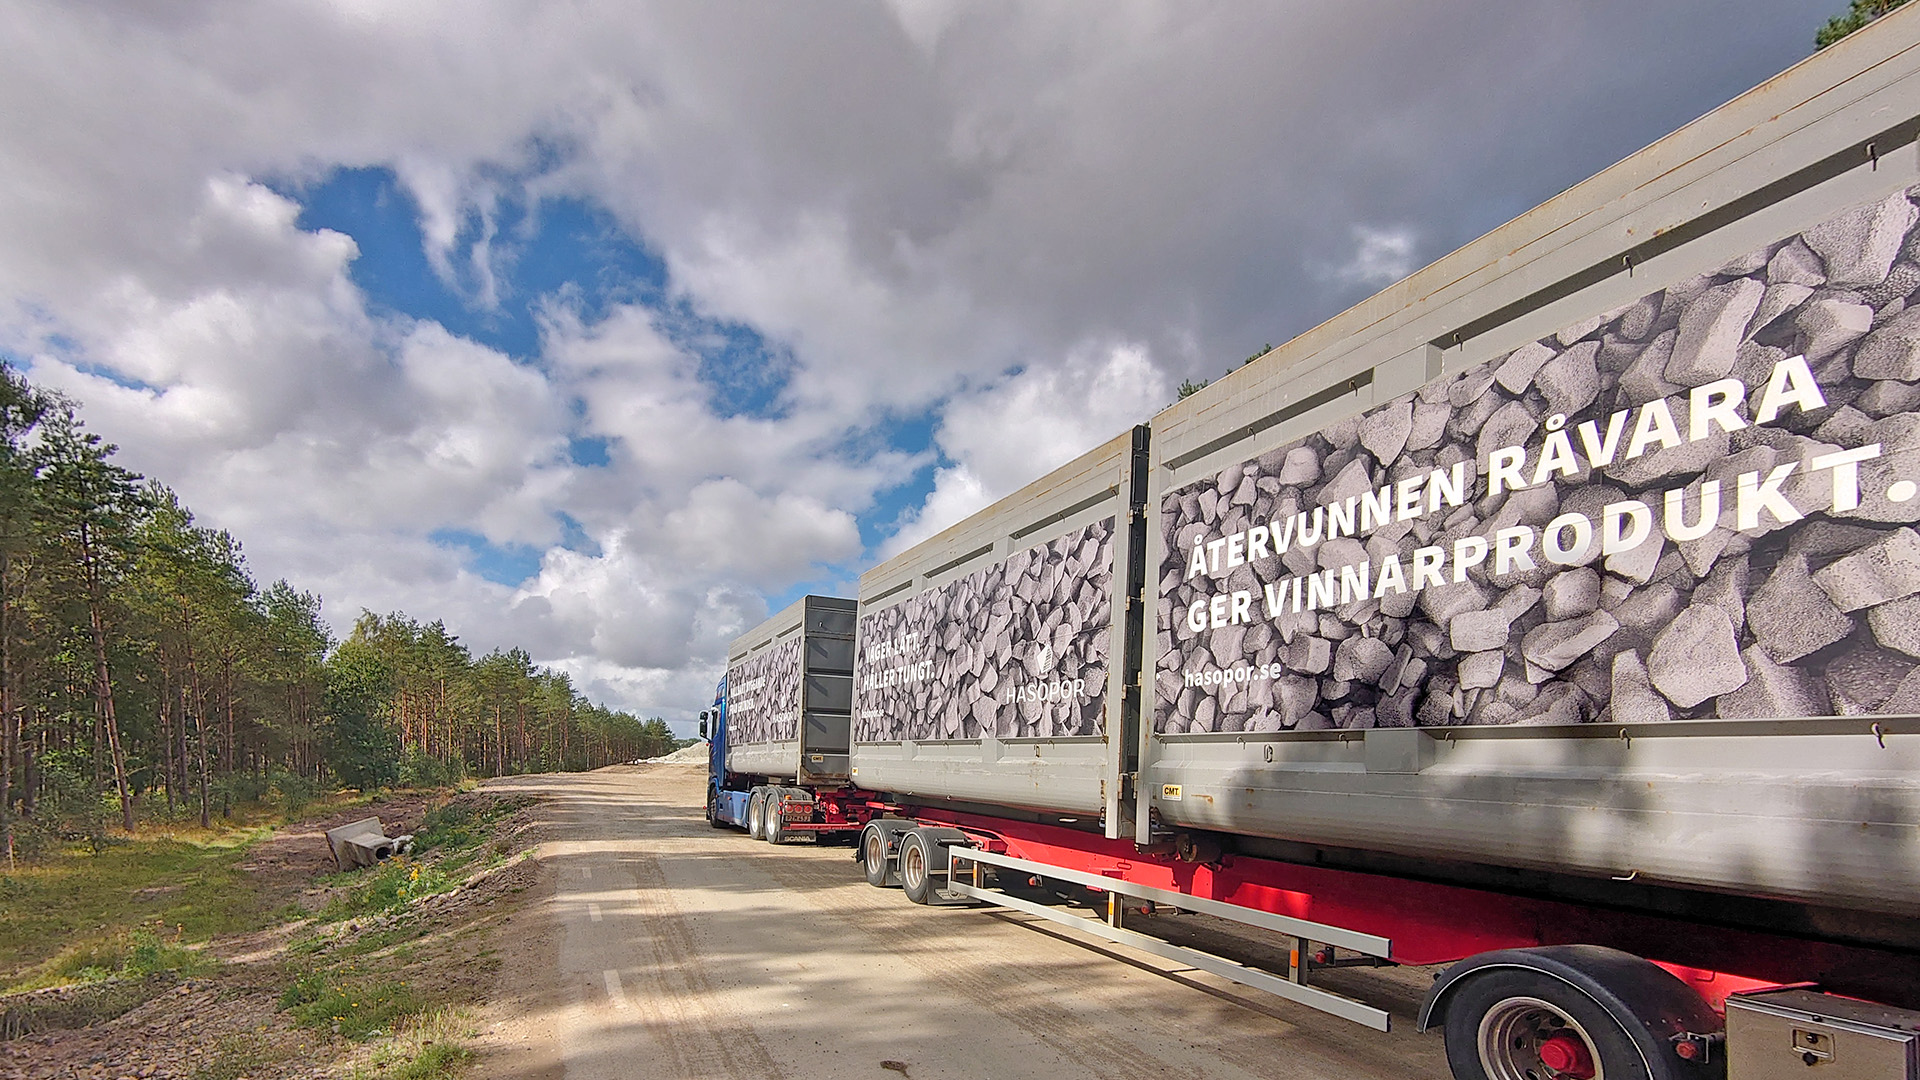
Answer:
xmin=0 ymin=973 xmax=176 ymax=1041
xmin=413 ymin=795 xmax=526 ymax=860
xmin=36 ymin=924 xmax=219 ymax=986
xmin=347 ymin=1009 xmax=479 ymax=1080
xmin=273 ymin=795 xmax=525 ymax=1072
xmin=190 ymin=1034 xmax=294 ymax=1080
xmin=0 ymin=829 xmax=264 ymax=986
xmin=310 ymin=796 xmax=525 ymax=924
xmin=0 ymin=357 xmax=674 ymax=870
xmin=281 ymin=973 xmax=424 ymax=1040
xmin=1816 ymin=0 xmax=1911 ymax=48
xmin=1175 ymin=343 xmax=1273 ymax=401
xmin=0 ymin=781 xmax=526 ymax=1080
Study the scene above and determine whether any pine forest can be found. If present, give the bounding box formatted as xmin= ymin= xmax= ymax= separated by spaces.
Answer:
xmin=0 ymin=362 xmax=678 ymax=861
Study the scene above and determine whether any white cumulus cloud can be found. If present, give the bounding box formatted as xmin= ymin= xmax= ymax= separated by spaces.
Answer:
xmin=0 ymin=0 xmax=1820 ymax=725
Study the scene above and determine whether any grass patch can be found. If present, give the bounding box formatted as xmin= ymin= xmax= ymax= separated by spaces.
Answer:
xmin=414 ymin=796 xmax=527 ymax=869
xmin=272 ymin=792 xmax=525 ymax=1073
xmin=8 ymin=918 xmax=223 ymax=993
xmin=280 ymin=973 xmax=423 ymax=1040
xmin=0 ymin=825 xmax=270 ymax=986
xmin=315 ymin=857 xmax=453 ymax=922
xmin=291 ymin=921 xmax=426 ymax=962
xmin=190 ymin=1032 xmax=293 ymax=1080
xmin=347 ymin=1008 xmax=477 ymax=1080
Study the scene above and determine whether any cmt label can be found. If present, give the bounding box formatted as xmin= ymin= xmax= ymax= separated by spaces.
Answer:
xmin=1160 ymin=784 xmax=1183 ymax=801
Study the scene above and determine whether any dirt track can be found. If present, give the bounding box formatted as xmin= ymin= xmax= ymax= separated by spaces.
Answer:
xmin=470 ymin=764 xmax=1451 ymax=1080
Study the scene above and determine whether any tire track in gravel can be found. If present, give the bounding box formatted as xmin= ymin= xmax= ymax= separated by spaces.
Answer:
xmin=489 ymin=766 xmax=1444 ymax=1080
xmin=747 ymin=838 xmax=1443 ymax=1080
xmin=619 ymin=847 xmax=789 ymax=1080
xmin=746 ymin=845 xmax=1274 ymax=1080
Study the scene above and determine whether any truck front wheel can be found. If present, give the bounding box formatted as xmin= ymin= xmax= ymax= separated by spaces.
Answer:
xmin=1444 ymin=970 xmax=1648 ymax=1080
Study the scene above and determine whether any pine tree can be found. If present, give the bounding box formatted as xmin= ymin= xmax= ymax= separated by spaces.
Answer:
xmin=34 ymin=404 xmax=144 ymax=832
xmin=0 ymin=363 xmax=47 ymax=865
xmin=1816 ymin=0 xmax=1911 ymax=49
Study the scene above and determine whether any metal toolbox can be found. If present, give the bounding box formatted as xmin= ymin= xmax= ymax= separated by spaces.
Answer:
xmin=1726 ymin=988 xmax=1920 ymax=1079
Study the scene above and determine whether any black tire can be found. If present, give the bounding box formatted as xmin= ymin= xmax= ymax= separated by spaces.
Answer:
xmin=746 ymin=787 xmax=767 ymax=840
xmin=765 ymin=789 xmax=790 ymax=844
xmin=861 ymin=824 xmax=895 ymax=887
xmin=706 ymin=790 xmax=730 ymax=829
xmin=899 ymin=829 xmax=939 ymax=905
xmin=1443 ymin=968 xmax=1659 ymax=1080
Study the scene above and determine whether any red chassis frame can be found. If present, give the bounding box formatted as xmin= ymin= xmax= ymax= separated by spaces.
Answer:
xmin=897 ymin=805 xmax=1920 ymax=1013
xmin=769 ymin=787 xmax=878 ymax=833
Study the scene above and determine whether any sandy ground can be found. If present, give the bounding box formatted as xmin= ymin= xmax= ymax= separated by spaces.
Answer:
xmin=469 ymin=764 xmax=1453 ymax=1080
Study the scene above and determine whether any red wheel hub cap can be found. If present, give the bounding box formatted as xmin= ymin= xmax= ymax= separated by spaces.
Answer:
xmin=1538 ymin=1032 xmax=1595 ymax=1078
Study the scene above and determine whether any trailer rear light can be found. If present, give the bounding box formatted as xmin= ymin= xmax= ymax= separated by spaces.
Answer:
xmin=1668 ymin=1030 xmax=1727 ymax=1064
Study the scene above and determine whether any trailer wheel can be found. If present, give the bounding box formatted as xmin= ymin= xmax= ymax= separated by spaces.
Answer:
xmin=898 ymin=829 xmax=938 ymax=905
xmin=860 ymin=824 xmax=895 ymax=887
xmin=1444 ymin=969 xmax=1653 ymax=1080
xmin=746 ymin=788 xmax=767 ymax=840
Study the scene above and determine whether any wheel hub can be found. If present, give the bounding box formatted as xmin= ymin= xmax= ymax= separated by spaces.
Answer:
xmin=1477 ymin=996 xmax=1603 ymax=1080
xmin=1538 ymin=1033 xmax=1595 ymax=1078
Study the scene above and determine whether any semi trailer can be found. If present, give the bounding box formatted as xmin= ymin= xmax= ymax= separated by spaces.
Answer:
xmin=700 ymin=594 xmax=867 ymax=842
xmin=710 ymin=14 xmax=1920 ymax=1079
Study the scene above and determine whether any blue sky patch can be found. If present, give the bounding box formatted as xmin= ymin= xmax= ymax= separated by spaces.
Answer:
xmin=567 ymin=435 xmax=612 ymax=467
xmin=554 ymin=512 xmax=601 ymax=558
xmin=430 ymin=527 xmax=545 ymax=586
xmin=850 ymin=411 xmax=939 ymax=552
xmin=286 ymin=165 xmax=796 ymax=423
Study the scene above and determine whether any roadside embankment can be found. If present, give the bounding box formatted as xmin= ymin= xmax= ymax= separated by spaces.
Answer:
xmin=1 ymin=784 xmax=552 ymax=1080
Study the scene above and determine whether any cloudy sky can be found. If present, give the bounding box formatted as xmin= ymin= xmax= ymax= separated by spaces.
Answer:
xmin=0 ymin=1 xmax=1828 ymax=727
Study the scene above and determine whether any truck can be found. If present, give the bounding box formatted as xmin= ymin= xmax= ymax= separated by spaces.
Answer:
xmin=699 ymin=594 xmax=867 ymax=842
xmin=711 ymin=14 xmax=1920 ymax=1079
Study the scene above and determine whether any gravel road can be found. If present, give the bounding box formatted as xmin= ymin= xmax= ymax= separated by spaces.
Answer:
xmin=470 ymin=764 xmax=1450 ymax=1080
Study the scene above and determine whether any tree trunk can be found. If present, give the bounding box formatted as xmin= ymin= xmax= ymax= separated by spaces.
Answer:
xmin=159 ymin=665 xmax=175 ymax=814
xmin=91 ymin=605 xmax=133 ymax=832
xmin=20 ymin=729 xmax=36 ymax=817
xmin=177 ymin=679 xmax=190 ymax=815
xmin=78 ymin=525 xmax=134 ymax=833
xmin=182 ymin=599 xmax=209 ymax=828
xmin=1 ymin=551 xmax=15 ymax=868
xmin=222 ymin=650 xmax=237 ymax=808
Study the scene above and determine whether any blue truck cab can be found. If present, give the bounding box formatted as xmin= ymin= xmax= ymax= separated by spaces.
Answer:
xmin=699 ymin=678 xmax=752 ymax=828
